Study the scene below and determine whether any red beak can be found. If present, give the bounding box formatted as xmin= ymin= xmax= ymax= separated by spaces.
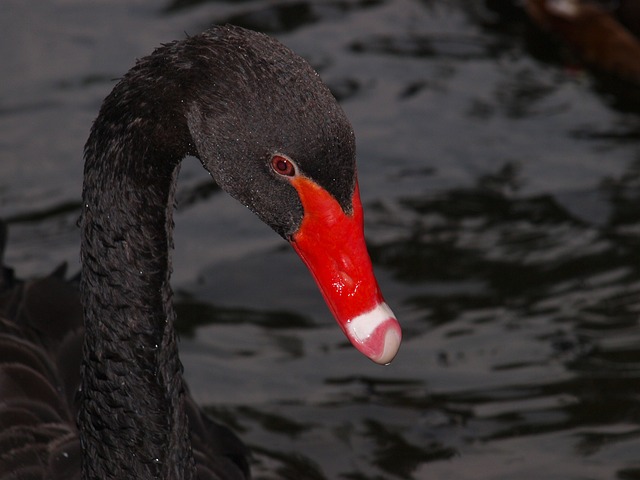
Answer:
xmin=289 ymin=176 xmax=401 ymax=364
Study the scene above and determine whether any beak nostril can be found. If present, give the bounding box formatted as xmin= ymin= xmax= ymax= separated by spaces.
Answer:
xmin=337 ymin=271 xmax=355 ymax=289
xmin=339 ymin=253 xmax=355 ymax=271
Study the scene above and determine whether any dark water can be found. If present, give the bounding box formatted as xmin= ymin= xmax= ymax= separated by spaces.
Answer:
xmin=2 ymin=1 xmax=640 ymax=479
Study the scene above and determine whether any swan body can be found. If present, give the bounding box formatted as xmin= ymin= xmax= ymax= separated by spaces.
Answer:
xmin=0 ymin=26 xmax=401 ymax=479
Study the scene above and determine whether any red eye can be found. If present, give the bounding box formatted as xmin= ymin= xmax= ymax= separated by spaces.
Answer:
xmin=271 ymin=154 xmax=296 ymax=177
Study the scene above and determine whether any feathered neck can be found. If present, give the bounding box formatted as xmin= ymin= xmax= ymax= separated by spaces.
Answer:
xmin=78 ymin=45 xmax=195 ymax=480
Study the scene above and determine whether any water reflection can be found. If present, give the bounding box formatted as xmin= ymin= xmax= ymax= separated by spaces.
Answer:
xmin=186 ymin=157 xmax=640 ymax=478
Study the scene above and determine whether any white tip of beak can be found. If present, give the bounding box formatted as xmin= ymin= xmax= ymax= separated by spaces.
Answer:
xmin=346 ymin=303 xmax=402 ymax=365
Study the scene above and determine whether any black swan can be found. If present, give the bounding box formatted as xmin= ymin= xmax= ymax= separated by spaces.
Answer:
xmin=0 ymin=25 xmax=401 ymax=479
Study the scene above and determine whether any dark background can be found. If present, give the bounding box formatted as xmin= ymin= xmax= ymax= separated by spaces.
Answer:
xmin=2 ymin=1 xmax=639 ymax=478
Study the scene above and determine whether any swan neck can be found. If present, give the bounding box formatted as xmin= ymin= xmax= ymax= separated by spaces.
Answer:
xmin=79 ymin=87 xmax=195 ymax=479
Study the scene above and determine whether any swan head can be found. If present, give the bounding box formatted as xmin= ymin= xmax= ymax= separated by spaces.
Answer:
xmin=183 ymin=26 xmax=401 ymax=364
